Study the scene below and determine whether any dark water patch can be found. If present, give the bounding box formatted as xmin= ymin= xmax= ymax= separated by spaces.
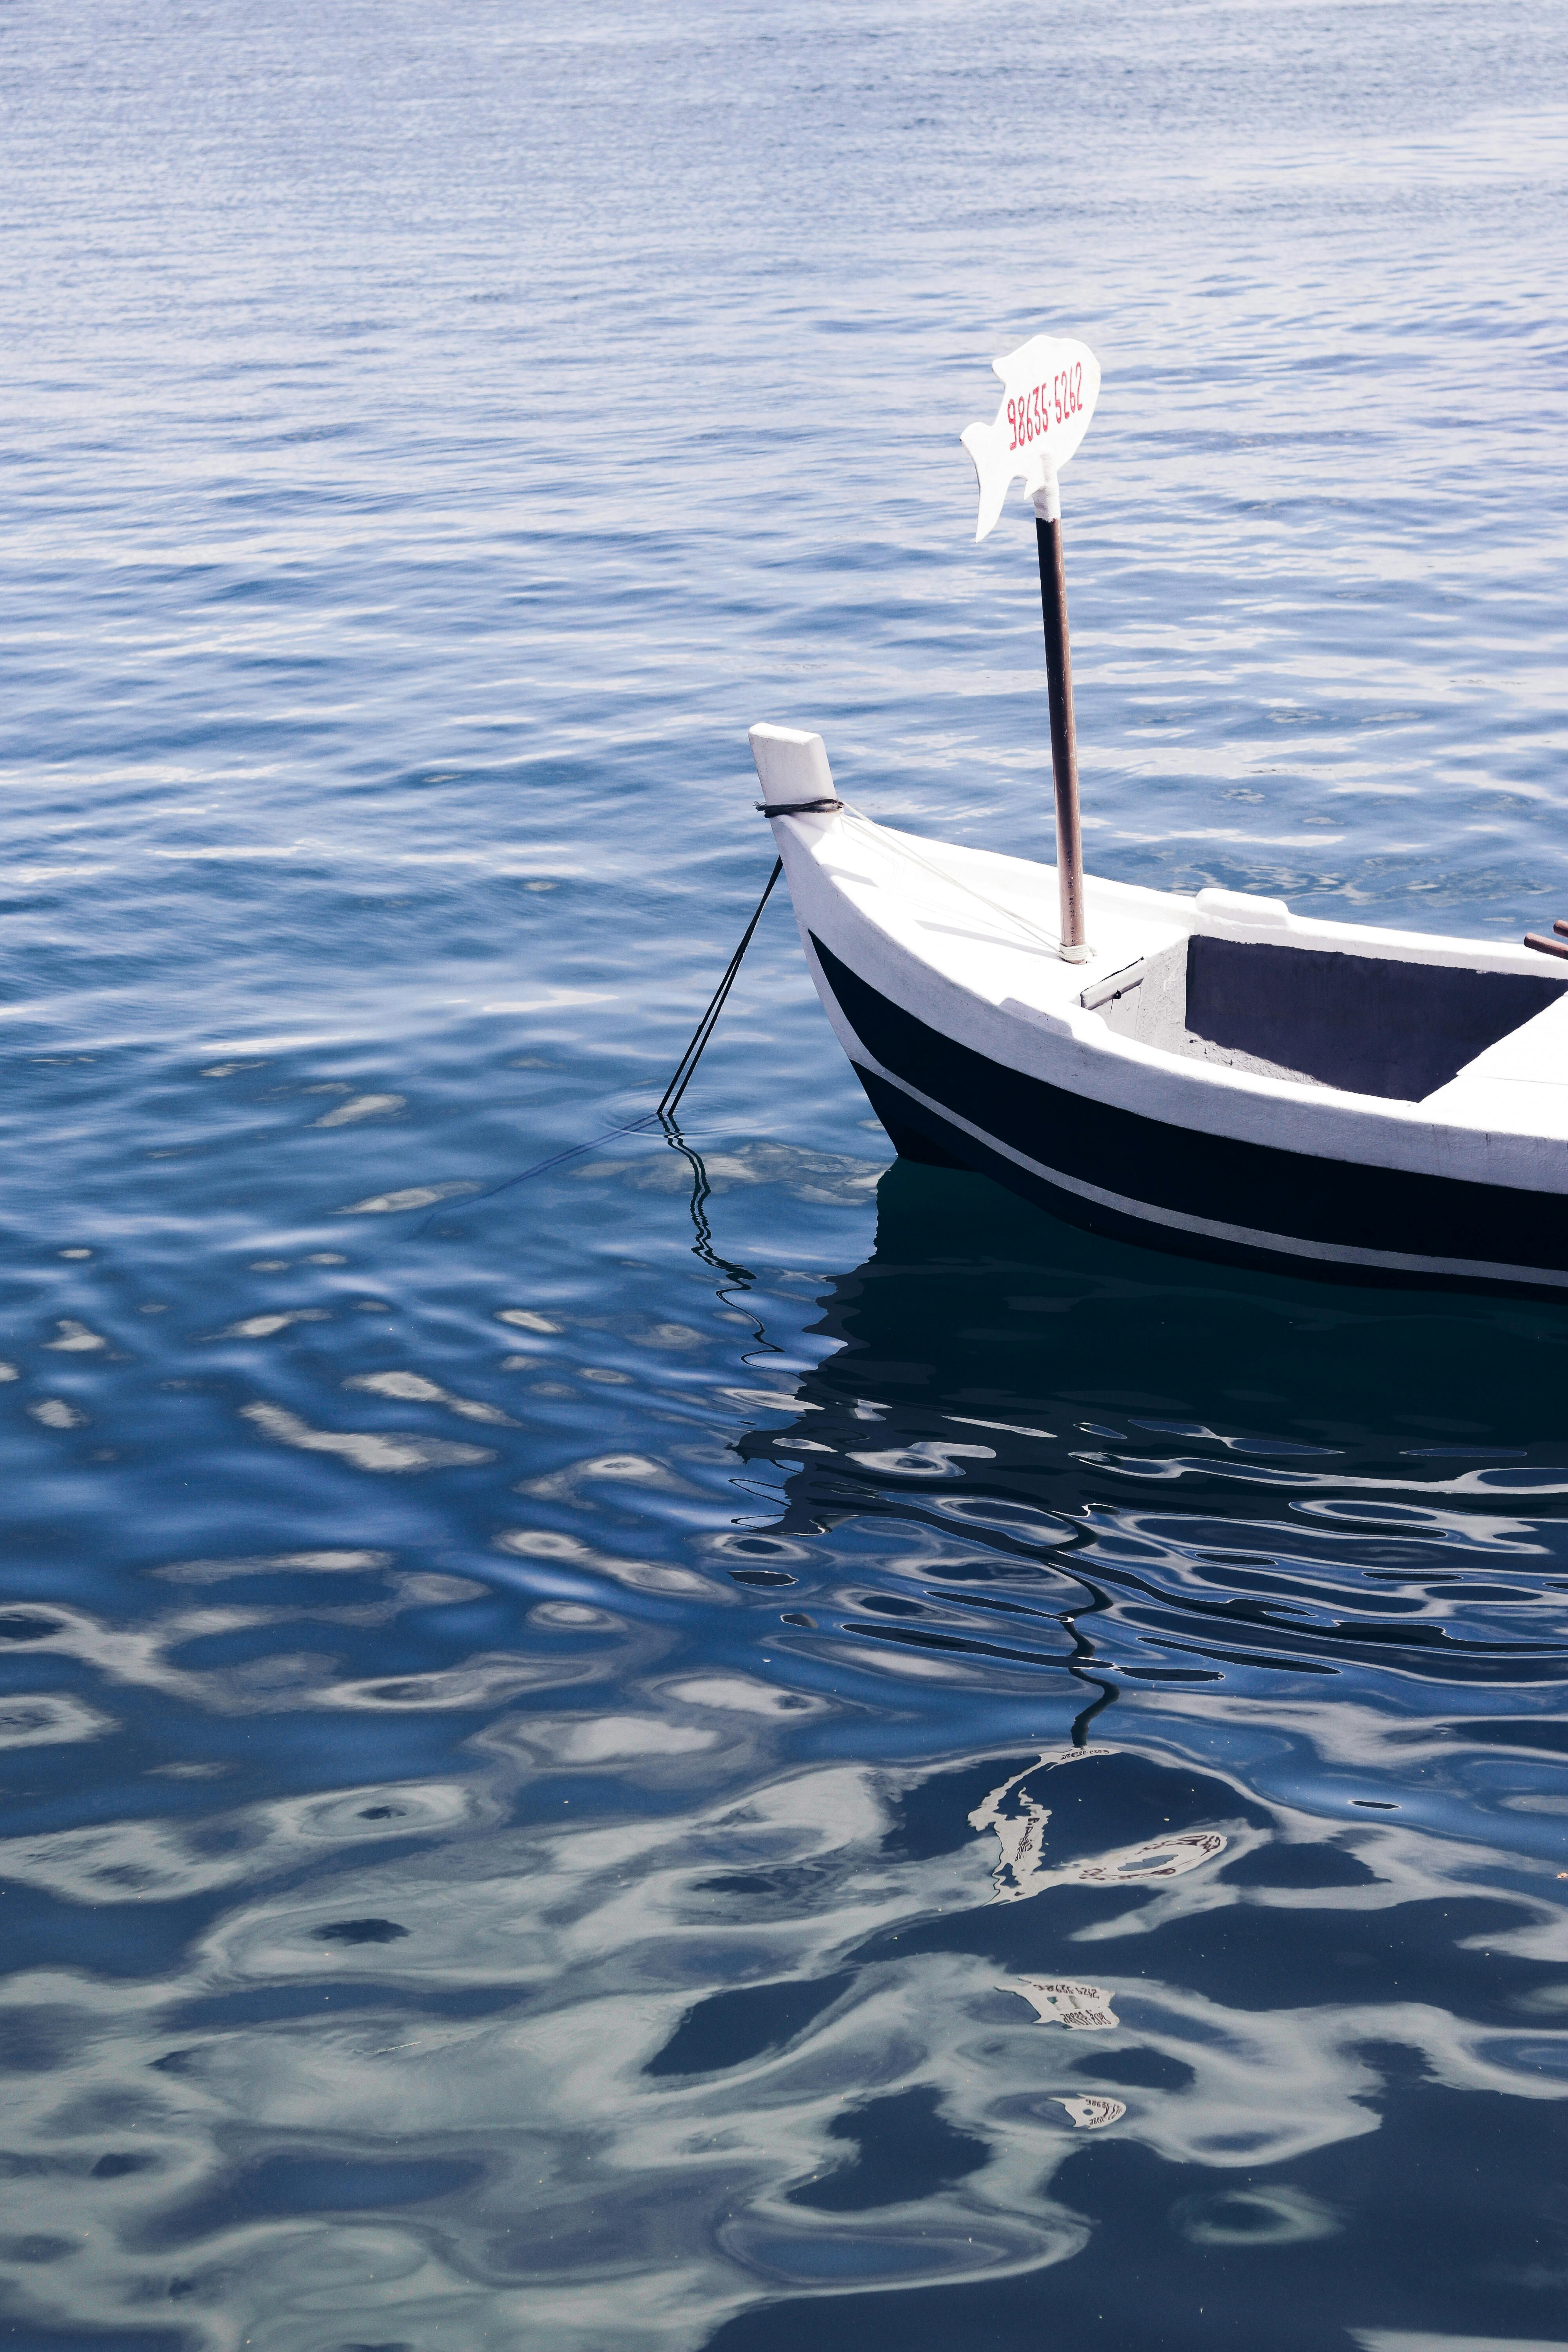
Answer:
xmin=0 ymin=1614 xmax=63 ymax=1644
xmin=691 ymin=1864 xmax=841 ymax=1909
xmin=312 ymin=1917 xmax=409 ymax=1945
xmin=648 ymin=1974 xmax=856 ymax=2079
xmin=1455 ymin=1716 xmax=1568 ymax=1754
xmin=1219 ymin=1842 xmax=1379 ymax=1890
xmin=790 ymin=2087 xmax=988 ymax=2213
xmin=1114 ymin=1892 xmax=1555 ymax=2023
xmin=1069 ymin=2047 xmax=1197 ymax=2092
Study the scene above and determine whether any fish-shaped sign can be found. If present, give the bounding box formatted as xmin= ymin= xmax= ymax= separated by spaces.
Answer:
xmin=961 ymin=332 xmax=1101 ymax=539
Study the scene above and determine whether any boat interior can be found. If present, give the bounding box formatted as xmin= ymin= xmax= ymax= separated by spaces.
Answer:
xmin=1084 ymin=935 xmax=1568 ymax=1102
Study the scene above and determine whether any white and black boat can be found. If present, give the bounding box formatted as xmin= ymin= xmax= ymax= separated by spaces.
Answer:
xmin=745 ymin=333 xmax=1568 ymax=1301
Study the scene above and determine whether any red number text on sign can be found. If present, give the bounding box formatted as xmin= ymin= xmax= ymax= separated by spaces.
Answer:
xmin=1007 ymin=362 xmax=1085 ymax=452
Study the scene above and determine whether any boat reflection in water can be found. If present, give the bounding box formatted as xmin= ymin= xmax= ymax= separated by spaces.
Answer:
xmin=735 ymin=1152 xmax=1568 ymax=1746
xmin=2 ymin=1154 xmax=1565 ymax=2352
xmin=699 ymin=1152 xmax=1568 ymax=2346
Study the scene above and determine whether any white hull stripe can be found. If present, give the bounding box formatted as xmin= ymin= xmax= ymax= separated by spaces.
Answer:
xmin=855 ymin=1051 xmax=1568 ymax=1294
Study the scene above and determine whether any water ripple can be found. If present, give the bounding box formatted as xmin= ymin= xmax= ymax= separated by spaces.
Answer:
xmin=2 ymin=0 xmax=1566 ymax=2340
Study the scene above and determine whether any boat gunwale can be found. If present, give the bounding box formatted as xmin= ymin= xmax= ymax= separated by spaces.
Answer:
xmin=861 ymin=815 xmax=1562 ymax=981
xmin=770 ymin=810 xmax=1568 ymax=1180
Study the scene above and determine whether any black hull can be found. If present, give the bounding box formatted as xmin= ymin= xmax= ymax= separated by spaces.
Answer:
xmin=812 ymin=936 xmax=1568 ymax=1304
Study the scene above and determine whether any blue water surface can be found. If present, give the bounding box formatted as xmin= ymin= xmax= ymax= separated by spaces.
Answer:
xmin=2 ymin=2 xmax=1566 ymax=2345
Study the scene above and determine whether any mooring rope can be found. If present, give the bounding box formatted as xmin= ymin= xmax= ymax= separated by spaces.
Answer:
xmin=411 ymin=799 xmax=1049 ymax=1229
xmin=658 ymin=856 xmax=784 ymax=1117
xmin=410 ymin=855 xmax=786 ymax=1229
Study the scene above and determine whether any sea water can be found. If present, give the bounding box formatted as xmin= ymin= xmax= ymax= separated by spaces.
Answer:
xmin=2 ymin=3 xmax=1566 ymax=2346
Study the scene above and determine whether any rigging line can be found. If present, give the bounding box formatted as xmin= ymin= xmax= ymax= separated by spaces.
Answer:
xmin=837 ymin=801 xmax=1062 ymax=955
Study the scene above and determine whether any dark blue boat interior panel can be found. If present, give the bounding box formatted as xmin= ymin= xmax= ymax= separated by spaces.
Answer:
xmin=1184 ymin=937 xmax=1564 ymax=1101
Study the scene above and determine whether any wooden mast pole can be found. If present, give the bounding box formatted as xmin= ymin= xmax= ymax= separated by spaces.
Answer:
xmin=1034 ymin=465 xmax=1089 ymax=962
xmin=960 ymin=331 xmax=1101 ymax=962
